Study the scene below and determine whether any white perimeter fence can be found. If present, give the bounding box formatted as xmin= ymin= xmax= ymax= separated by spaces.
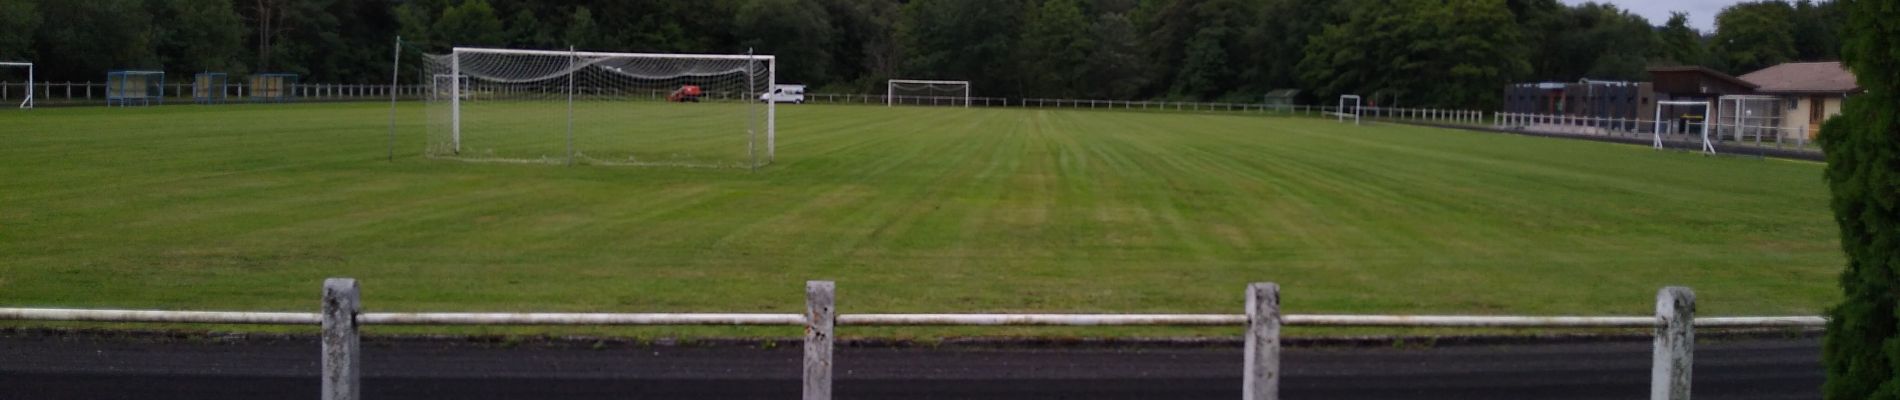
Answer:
xmin=0 ymin=84 xmax=1832 ymax=156
xmin=1494 ymin=112 xmax=1822 ymax=154
xmin=0 ymin=278 xmax=1824 ymax=400
xmin=0 ymin=81 xmax=426 ymax=105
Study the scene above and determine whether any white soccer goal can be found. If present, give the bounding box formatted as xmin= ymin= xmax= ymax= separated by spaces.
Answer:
xmin=888 ymin=79 xmax=970 ymax=107
xmin=1654 ymin=100 xmax=1715 ymax=155
xmin=1335 ymin=95 xmax=1362 ymax=125
xmin=1 ymin=62 xmax=30 ymax=109
xmin=426 ymin=47 xmax=776 ymax=168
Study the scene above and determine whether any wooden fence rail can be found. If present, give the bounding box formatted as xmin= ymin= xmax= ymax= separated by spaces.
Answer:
xmin=0 ymin=278 xmax=1825 ymax=400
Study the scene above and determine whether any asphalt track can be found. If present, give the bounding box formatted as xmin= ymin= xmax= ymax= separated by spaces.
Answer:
xmin=0 ymin=333 xmax=1819 ymax=399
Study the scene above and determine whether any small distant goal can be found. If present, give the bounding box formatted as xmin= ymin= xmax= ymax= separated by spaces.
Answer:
xmin=887 ymin=79 xmax=970 ymax=107
xmin=2 ymin=62 xmax=30 ymax=109
xmin=1334 ymin=95 xmax=1362 ymax=125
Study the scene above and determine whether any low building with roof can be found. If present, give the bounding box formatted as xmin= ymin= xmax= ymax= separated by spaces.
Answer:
xmin=1737 ymin=61 xmax=1861 ymax=139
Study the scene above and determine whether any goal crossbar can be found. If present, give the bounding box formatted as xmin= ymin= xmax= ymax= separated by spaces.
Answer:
xmin=2 ymin=62 xmax=30 ymax=109
xmin=888 ymin=79 xmax=969 ymax=85
xmin=453 ymin=47 xmax=775 ymax=62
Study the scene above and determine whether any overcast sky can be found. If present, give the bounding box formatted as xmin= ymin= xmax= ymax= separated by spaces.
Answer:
xmin=1559 ymin=0 xmax=1744 ymax=31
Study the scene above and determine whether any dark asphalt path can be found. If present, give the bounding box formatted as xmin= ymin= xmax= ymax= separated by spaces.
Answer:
xmin=0 ymin=334 xmax=1820 ymax=399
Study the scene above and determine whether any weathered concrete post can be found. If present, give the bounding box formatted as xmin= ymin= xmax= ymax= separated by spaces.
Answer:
xmin=805 ymin=281 xmax=836 ymax=400
xmin=321 ymin=278 xmax=361 ymax=400
xmin=1245 ymin=282 xmax=1282 ymax=400
xmin=1652 ymin=286 xmax=1694 ymax=400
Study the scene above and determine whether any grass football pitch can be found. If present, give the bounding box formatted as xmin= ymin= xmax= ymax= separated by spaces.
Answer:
xmin=0 ymin=102 xmax=1840 ymax=335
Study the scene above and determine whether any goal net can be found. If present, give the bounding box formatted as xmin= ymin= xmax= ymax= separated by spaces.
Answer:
xmin=430 ymin=74 xmax=470 ymax=101
xmin=1 ymin=62 xmax=30 ymax=109
xmin=888 ymin=79 xmax=969 ymax=107
xmin=1653 ymin=100 xmax=1715 ymax=154
xmin=425 ymin=47 xmax=776 ymax=168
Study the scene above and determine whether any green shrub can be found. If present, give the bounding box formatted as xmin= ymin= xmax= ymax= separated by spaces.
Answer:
xmin=1820 ymin=1 xmax=1900 ymax=399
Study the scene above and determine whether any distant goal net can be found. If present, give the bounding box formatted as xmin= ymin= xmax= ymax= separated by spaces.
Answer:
xmin=2 ymin=62 xmax=31 ymax=109
xmin=1335 ymin=95 xmax=1362 ymax=124
xmin=1654 ymin=100 xmax=1715 ymax=155
xmin=426 ymin=47 xmax=776 ymax=168
xmin=888 ymin=79 xmax=969 ymax=107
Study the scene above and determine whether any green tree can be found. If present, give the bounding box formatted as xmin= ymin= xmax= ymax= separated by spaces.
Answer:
xmin=562 ymin=6 xmax=600 ymax=50
xmin=734 ymin=0 xmax=835 ymax=84
xmin=151 ymin=0 xmax=249 ymax=76
xmin=1509 ymin=0 xmax=1570 ymax=81
xmin=1712 ymin=1 xmax=1797 ymax=74
xmin=506 ymin=7 xmax=553 ymax=48
xmin=1171 ymin=25 xmax=1234 ymax=99
xmin=252 ymin=0 xmax=397 ymax=82
xmin=1018 ymin=0 xmax=1094 ymax=97
xmin=1820 ymin=0 xmax=1900 ymax=398
xmin=1144 ymin=0 xmax=1260 ymax=100
xmin=816 ymin=0 xmax=900 ymax=91
xmin=1791 ymin=0 xmax=1845 ymax=61
xmin=587 ymin=1 xmax=739 ymax=53
xmin=1245 ymin=0 xmax=1334 ymax=94
xmin=0 ymin=0 xmax=39 ymax=61
xmin=433 ymin=0 xmax=505 ymax=48
xmin=1546 ymin=3 xmax=1656 ymax=81
xmin=1655 ymin=12 xmax=1711 ymax=67
xmin=896 ymin=0 xmax=1025 ymax=96
xmin=34 ymin=0 xmax=157 ymax=81
xmin=245 ymin=0 xmax=324 ymax=73
xmin=1300 ymin=0 xmax=1529 ymax=108
xmin=1088 ymin=12 xmax=1147 ymax=99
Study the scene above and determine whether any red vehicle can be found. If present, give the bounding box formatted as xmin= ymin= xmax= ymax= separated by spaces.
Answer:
xmin=668 ymin=85 xmax=703 ymax=102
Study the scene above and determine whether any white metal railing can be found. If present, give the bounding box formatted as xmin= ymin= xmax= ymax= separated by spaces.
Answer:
xmin=0 ymin=81 xmax=439 ymax=106
xmin=1357 ymin=106 xmax=1491 ymax=126
xmin=0 ymin=278 xmax=1822 ymax=400
xmin=1492 ymin=111 xmax=1822 ymax=154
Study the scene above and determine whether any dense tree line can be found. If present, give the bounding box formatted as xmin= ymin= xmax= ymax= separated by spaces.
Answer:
xmin=1819 ymin=0 xmax=1898 ymax=397
xmin=0 ymin=0 xmax=1846 ymax=107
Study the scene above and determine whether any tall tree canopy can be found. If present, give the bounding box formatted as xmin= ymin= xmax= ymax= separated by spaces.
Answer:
xmin=1655 ymin=12 xmax=1712 ymax=67
xmin=896 ymin=0 xmax=1026 ymax=96
xmin=1819 ymin=0 xmax=1899 ymax=398
xmin=1712 ymin=1 xmax=1798 ymax=74
xmin=1018 ymin=0 xmax=1094 ymax=97
xmin=1299 ymin=0 xmax=1530 ymax=108
xmin=735 ymin=0 xmax=835 ymax=83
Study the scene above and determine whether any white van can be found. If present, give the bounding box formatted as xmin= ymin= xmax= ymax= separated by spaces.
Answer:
xmin=760 ymin=84 xmax=806 ymax=103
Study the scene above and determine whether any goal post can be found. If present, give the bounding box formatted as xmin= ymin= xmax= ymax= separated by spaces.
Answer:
xmin=1 ymin=62 xmax=30 ymax=109
xmin=1654 ymin=100 xmax=1715 ymax=155
xmin=428 ymin=47 xmax=777 ymax=168
xmin=887 ymin=79 xmax=970 ymax=108
xmin=1336 ymin=95 xmax=1362 ymax=125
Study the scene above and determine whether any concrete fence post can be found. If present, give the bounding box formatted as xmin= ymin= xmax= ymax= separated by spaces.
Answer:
xmin=805 ymin=281 xmax=836 ymax=400
xmin=321 ymin=278 xmax=361 ymax=400
xmin=1245 ymin=282 xmax=1281 ymax=400
xmin=1652 ymin=286 xmax=1694 ymax=400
